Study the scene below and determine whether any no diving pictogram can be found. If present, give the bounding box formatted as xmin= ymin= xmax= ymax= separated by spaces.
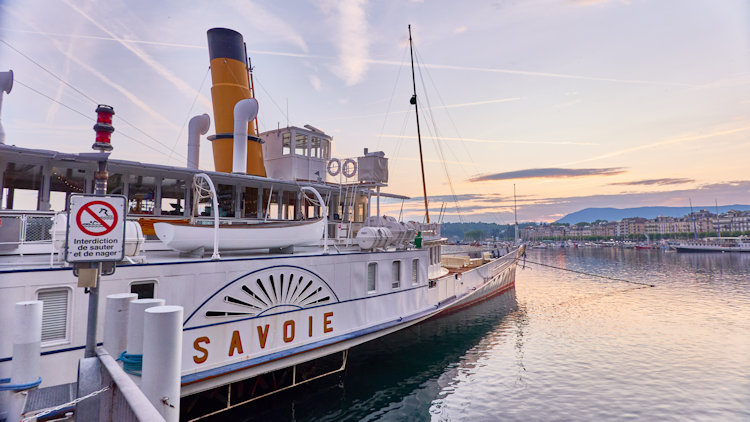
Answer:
xmin=76 ymin=200 xmax=118 ymax=236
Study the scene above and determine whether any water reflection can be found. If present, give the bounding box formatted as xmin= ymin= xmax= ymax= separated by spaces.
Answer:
xmin=220 ymin=289 xmax=518 ymax=421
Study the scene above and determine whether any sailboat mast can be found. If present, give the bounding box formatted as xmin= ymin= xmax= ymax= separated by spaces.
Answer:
xmin=514 ymin=184 xmax=519 ymax=242
xmin=408 ymin=24 xmax=430 ymax=224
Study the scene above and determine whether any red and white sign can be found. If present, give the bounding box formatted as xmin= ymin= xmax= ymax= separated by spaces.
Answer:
xmin=66 ymin=194 xmax=127 ymax=262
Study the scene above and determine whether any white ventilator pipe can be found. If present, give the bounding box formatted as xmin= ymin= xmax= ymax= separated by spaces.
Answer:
xmin=142 ymin=305 xmax=183 ymax=422
xmin=187 ymin=113 xmax=210 ymax=169
xmin=12 ymin=300 xmax=42 ymax=386
xmin=232 ymin=98 xmax=259 ymax=174
xmin=103 ymin=293 xmax=137 ymax=357
xmin=0 ymin=70 xmax=13 ymax=145
xmin=125 ymin=299 xmax=165 ymax=356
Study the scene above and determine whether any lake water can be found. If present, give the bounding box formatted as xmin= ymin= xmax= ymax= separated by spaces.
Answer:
xmin=223 ymin=248 xmax=750 ymax=421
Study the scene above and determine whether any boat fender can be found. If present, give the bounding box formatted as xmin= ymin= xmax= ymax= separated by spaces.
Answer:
xmin=342 ymin=158 xmax=357 ymax=178
xmin=327 ymin=158 xmax=341 ymax=176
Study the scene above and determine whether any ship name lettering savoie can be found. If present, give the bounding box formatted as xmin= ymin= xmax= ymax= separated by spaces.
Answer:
xmin=190 ymin=311 xmax=334 ymax=365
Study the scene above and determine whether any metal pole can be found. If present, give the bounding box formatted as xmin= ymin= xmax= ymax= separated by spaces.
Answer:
xmin=84 ymin=158 xmax=108 ymax=358
xmin=408 ymin=24 xmax=429 ymax=224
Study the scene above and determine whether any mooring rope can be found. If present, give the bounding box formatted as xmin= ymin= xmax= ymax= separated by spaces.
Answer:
xmin=117 ymin=350 xmax=143 ymax=376
xmin=21 ymin=386 xmax=110 ymax=421
xmin=522 ymin=258 xmax=655 ymax=287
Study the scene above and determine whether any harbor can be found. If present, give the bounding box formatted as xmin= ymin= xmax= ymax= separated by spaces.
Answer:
xmin=220 ymin=247 xmax=750 ymax=421
xmin=1 ymin=1 xmax=748 ymax=420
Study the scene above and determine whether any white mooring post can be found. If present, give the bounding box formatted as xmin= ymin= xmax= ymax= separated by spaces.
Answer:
xmin=3 ymin=301 xmax=43 ymax=422
xmin=103 ymin=293 xmax=137 ymax=357
xmin=126 ymin=299 xmax=166 ymax=357
xmin=142 ymin=306 xmax=183 ymax=422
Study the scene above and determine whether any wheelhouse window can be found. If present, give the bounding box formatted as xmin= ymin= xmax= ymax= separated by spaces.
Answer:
xmin=295 ymin=133 xmax=308 ymax=156
xmin=392 ymin=261 xmax=401 ymax=289
xmin=412 ymin=259 xmax=419 ymax=285
xmin=37 ymin=288 xmax=70 ymax=344
xmin=367 ymin=263 xmax=377 ymax=293
xmin=322 ymin=139 xmax=331 ymax=160
xmin=282 ymin=132 xmax=291 ymax=155
xmin=311 ymin=136 xmax=322 ymax=159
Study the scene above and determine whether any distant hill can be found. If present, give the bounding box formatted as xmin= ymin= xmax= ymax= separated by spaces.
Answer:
xmin=556 ymin=205 xmax=750 ymax=224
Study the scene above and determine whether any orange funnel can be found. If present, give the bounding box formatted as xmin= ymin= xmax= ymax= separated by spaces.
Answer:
xmin=206 ymin=28 xmax=266 ymax=176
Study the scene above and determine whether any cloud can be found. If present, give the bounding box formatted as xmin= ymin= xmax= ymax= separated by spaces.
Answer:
xmin=319 ymin=0 xmax=370 ymax=85
xmin=469 ymin=167 xmax=626 ymax=182
xmin=454 ymin=26 xmax=467 ymax=34
xmin=384 ymin=180 xmax=750 ymax=223
xmin=310 ymin=75 xmax=322 ymax=91
xmin=383 ymin=134 xmax=596 ymax=146
xmin=228 ymin=0 xmax=309 ymax=53
xmin=609 ymin=178 xmax=695 ymax=186
xmin=61 ymin=0 xmax=212 ymax=109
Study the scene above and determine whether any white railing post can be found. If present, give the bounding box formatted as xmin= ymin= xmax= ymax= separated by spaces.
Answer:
xmin=142 ymin=305 xmax=183 ymax=422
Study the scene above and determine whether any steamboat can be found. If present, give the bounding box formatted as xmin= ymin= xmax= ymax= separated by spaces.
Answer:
xmin=0 ymin=28 xmax=523 ymax=420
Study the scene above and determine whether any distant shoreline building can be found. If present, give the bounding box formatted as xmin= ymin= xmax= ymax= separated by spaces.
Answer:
xmin=522 ymin=209 xmax=750 ymax=240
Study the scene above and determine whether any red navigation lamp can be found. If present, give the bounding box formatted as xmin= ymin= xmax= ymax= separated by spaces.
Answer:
xmin=92 ymin=104 xmax=115 ymax=152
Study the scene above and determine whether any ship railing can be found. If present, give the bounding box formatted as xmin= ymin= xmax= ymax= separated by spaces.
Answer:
xmin=0 ymin=210 xmax=57 ymax=253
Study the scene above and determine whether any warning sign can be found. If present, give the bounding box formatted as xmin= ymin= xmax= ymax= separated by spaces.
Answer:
xmin=66 ymin=194 xmax=127 ymax=262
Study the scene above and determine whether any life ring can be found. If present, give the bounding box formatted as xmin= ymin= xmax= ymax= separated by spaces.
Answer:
xmin=342 ymin=159 xmax=357 ymax=178
xmin=327 ymin=158 xmax=341 ymax=176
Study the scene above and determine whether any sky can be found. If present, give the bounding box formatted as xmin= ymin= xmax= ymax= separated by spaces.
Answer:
xmin=1 ymin=0 xmax=748 ymax=223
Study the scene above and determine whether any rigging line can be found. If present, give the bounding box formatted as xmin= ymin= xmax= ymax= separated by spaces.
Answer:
xmin=253 ymin=74 xmax=289 ymax=127
xmin=376 ymin=44 xmax=410 ymax=151
xmin=3 ymin=39 xmax=185 ymax=158
xmin=0 ymin=39 xmax=98 ymax=104
xmin=414 ymin=45 xmax=480 ymax=178
xmin=16 ymin=80 xmax=186 ymax=159
xmin=166 ymin=66 xmax=211 ymax=165
xmin=522 ymin=259 xmax=655 ymax=287
xmin=13 ymin=79 xmax=92 ymax=121
xmin=414 ymin=49 xmax=464 ymax=223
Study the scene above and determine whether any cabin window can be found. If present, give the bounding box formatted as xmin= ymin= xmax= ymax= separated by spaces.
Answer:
xmin=243 ymin=187 xmax=259 ymax=218
xmin=2 ymin=163 xmax=43 ymax=210
xmin=367 ymin=263 xmax=377 ymax=293
xmin=282 ymin=191 xmax=297 ymax=220
xmin=37 ymin=288 xmax=70 ymax=344
xmin=49 ymin=166 xmax=86 ymax=211
xmin=295 ymin=134 xmax=308 ymax=156
xmin=128 ymin=175 xmax=156 ymax=214
xmin=161 ymin=178 xmax=186 ymax=216
xmin=282 ymin=132 xmax=291 ymax=155
xmin=392 ymin=261 xmax=401 ymax=289
xmin=311 ymin=137 xmax=322 ymax=159
xmin=107 ymin=173 xmax=124 ymax=195
xmin=412 ymin=259 xmax=419 ymax=285
xmin=130 ymin=280 xmax=156 ymax=299
xmin=217 ymin=184 xmax=235 ymax=217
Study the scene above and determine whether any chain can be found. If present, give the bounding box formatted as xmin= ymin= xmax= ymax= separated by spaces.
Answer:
xmin=22 ymin=386 xmax=110 ymax=421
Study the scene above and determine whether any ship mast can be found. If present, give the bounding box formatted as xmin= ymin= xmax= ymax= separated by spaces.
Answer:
xmin=514 ymin=184 xmax=519 ymax=243
xmin=408 ymin=24 xmax=430 ymax=224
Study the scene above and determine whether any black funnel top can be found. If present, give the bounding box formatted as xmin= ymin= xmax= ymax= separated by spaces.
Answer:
xmin=207 ymin=28 xmax=246 ymax=62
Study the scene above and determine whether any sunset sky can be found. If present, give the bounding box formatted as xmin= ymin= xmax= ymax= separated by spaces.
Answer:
xmin=1 ymin=0 xmax=748 ymax=223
